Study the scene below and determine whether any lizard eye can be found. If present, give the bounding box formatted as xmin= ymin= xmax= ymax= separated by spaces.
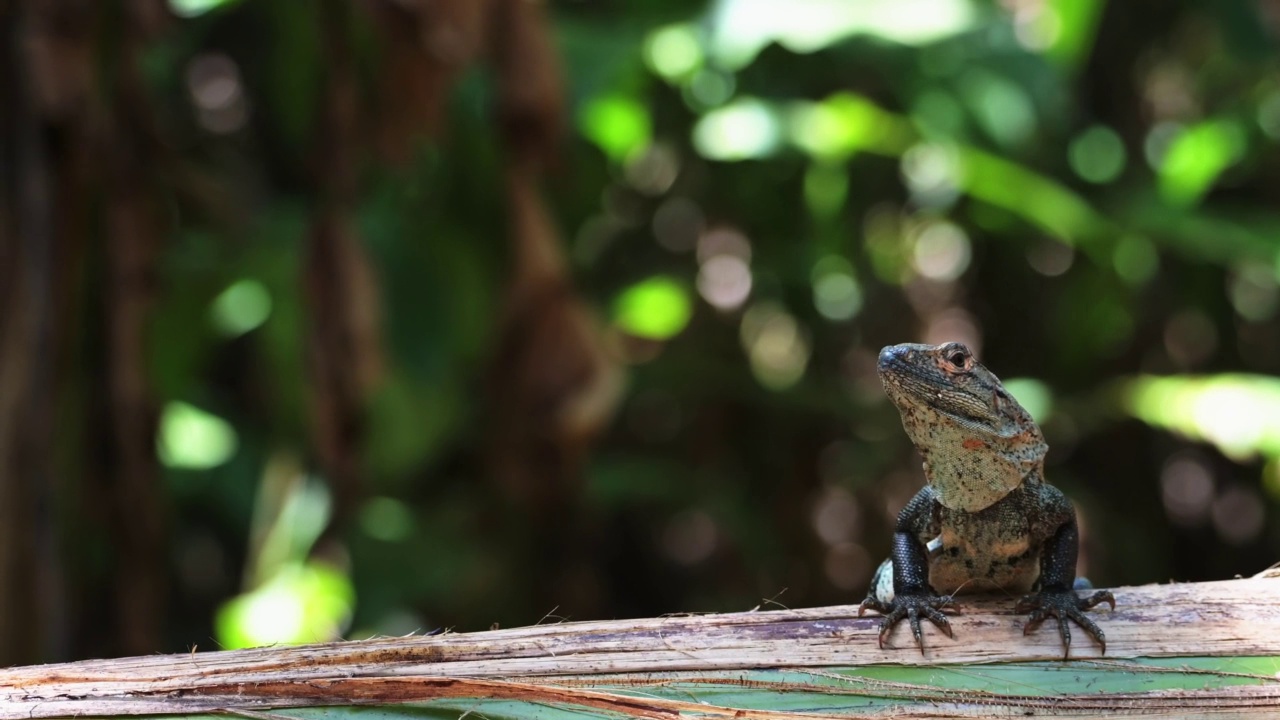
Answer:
xmin=946 ymin=349 xmax=968 ymax=368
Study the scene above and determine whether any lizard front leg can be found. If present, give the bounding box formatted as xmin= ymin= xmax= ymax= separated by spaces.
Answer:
xmin=1017 ymin=514 xmax=1115 ymax=657
xmin=859 ymin=489 xmax=953 ymax=652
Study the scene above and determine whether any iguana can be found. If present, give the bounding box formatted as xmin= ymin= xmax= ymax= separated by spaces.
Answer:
xmin=860 ymin=342 xmax=1114 ymax=656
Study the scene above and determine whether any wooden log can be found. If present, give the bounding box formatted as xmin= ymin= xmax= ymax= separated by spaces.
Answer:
xmin=0 ymin=578 xmax=1277 ymax=719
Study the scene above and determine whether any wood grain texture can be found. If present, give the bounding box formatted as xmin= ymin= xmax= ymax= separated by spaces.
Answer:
xmin=0 ymin=578 xmax=1277 ymax=719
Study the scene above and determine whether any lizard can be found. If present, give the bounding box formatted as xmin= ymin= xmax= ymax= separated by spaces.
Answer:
xmin=859 ymin=341 xmax=1114 ymax=657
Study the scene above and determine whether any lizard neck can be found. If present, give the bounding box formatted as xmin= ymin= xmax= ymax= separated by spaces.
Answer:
xmin=919 ymin=437 xmax=1045 ymax=512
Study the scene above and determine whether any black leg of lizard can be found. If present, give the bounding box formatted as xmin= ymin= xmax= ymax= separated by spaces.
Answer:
xmin=859 ymin=494 xmax=954 ymax=653
xmin=1016 ymin=514 xmax=1115 ymax=658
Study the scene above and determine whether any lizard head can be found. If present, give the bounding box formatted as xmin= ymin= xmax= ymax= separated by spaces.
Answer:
xmin=878 ymin=342 xmax=1047 ymax=510
xmin=877 ymin=342 xmax=1039 ymax=440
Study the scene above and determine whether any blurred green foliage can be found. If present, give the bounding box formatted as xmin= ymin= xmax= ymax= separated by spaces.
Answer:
xmin=103 ymin=0 xmax=1280 ymax=652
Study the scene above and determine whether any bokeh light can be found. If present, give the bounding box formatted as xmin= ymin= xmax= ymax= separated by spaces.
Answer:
xmin=169 ymin=0 xmax=238 ymax=19
xmin=211 ymin=279 xmax=272 ymax=337
xmin=1163 ymin=309 xmax=1218 ymax=369
xmin=698 ymin=255 xmax=753 ymax=311
xmin=803 ymin=164 xmax=849 ymax=218
xmin=1228 ymin=263 xmax=1280 ymax=322
xmin=1112 ymin=236 xmax=1158 ymax=286
xmin=810 ymin=486 xmax=859 ymax=545
xmin=901 ymin=143 xmax=962 ymax=207
xmin=922 ymin=307 xmax=981 ymax=351
xmin=911 ymin=222 xmax=971 ymax=282
xmin=709 ymin=0 xmax=976 ymax=70
xmin=811 ymin=256 xmax=863 ymax=321
xmin=186 ymin=53 xmax=249 ymax=134
xmin=685 ymin=69 xmax=737 ymax=108
xmin=1158 ymin=119 xmax=1245 ymax=206
xmin=662 ymin=509 xmax=718 ymax=565
xmin=1161 ymin=451 xmax=1214 ymax=527
xmin=613 ymin=277 xmax=693 ymax=340
xmin=624 ymin=143 xmax=681 ymax=196
xmin=1258 ymin=91 xmax=1280 ymax=140
xmin=741 ymin=303 xmax=811 ymax=390
xmin=157 ymin=402 xmax=238 ymax=470
xmin=643 ymin=24 xmax=704 ymax=82
xmin=961 ymin=69 xmax=1036 ymax=147
xmin=1068 ymin=125 xmax=1126 ymax=183
xmin=580 ymin=95 xmax=652 ymax=162
xmin=1127 ymin=375 xmax=1280 ymax=461
xmin=789 ymin=94 xmax=908 ymax=160
xmin=1210 ymin=485 xmax=1264 ymax=546
xmin=359 ymin=497 xmax=414 ymax=543
xmin=1002 ymin=378 xmax=1053 ymax=423
xmin=652 ymin=197 xmax=704 ymax=253
xmin=696 ymin=228 xmax=754 ymax=311
xmin=697 ymin=227 xmax=752 ymax=264
xmin=215 ymin=562 xmax=354 ymax=649
xmin=1025 ymin=239 xmax=1075 ymax=277
xmin=692 ymin=98 xmax=782 ymax=160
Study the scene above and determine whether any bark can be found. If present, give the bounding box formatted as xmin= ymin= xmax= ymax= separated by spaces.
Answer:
xmin=2 ymin=0 xmax=173 ymax=659
xmin=0 ymin=0 xmax=56 ymax=665
xmin=483 ymin=0 xmax=623 ymax=617
xmin=96 ymin=1 xmax=174 ymax=655
xmin=304 ymin=0 xmax=385 ymax=537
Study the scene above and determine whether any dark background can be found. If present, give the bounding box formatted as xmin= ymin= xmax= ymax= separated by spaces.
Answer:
xmin=1 ymin=0 xmax=1278 ymax=665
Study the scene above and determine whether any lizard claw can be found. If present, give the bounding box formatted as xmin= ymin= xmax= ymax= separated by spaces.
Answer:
xmin=1017 ymin=588 xmax=1115 ymax=658
xmin=860 ymin=593 xmax=955 ymax=652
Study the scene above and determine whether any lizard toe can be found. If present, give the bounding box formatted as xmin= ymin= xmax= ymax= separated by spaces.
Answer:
xmin=1021 ymin=606 xmax=1046 ymax=634
xmin=922 ymin=607 xmax=953 ymax=638
xmin=1018 ymin=586 xmax=1113 ymax=656
xmin=907 ymin=607 xmax=926 ymax=654
xmin=1080 ymin=590 xmax=1116 ymax=611
xmin=859 ymin=596 xmax=889 ymax=616
xmin=875 ymin=605 xmax=908 ymax=649
xmin=1066 ymin=607 xmax=1107 ymax=654
xmin=1056 ymin=614 xmax=1072 ymax=659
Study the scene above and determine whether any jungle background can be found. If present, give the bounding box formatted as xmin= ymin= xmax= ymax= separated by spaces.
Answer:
xmin=2 ymin=0 xmax=1280 ymax=666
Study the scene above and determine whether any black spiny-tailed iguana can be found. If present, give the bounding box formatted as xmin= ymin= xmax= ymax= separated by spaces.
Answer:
xmin=860 ymin=342 xmax=1114 ymax=657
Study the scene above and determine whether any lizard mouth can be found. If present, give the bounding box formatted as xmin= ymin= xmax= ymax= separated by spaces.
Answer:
xmin=939 ymin=405 xmax=999 ymax=432
xmin=878 ymin=352 xmax=1001 ymax=433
